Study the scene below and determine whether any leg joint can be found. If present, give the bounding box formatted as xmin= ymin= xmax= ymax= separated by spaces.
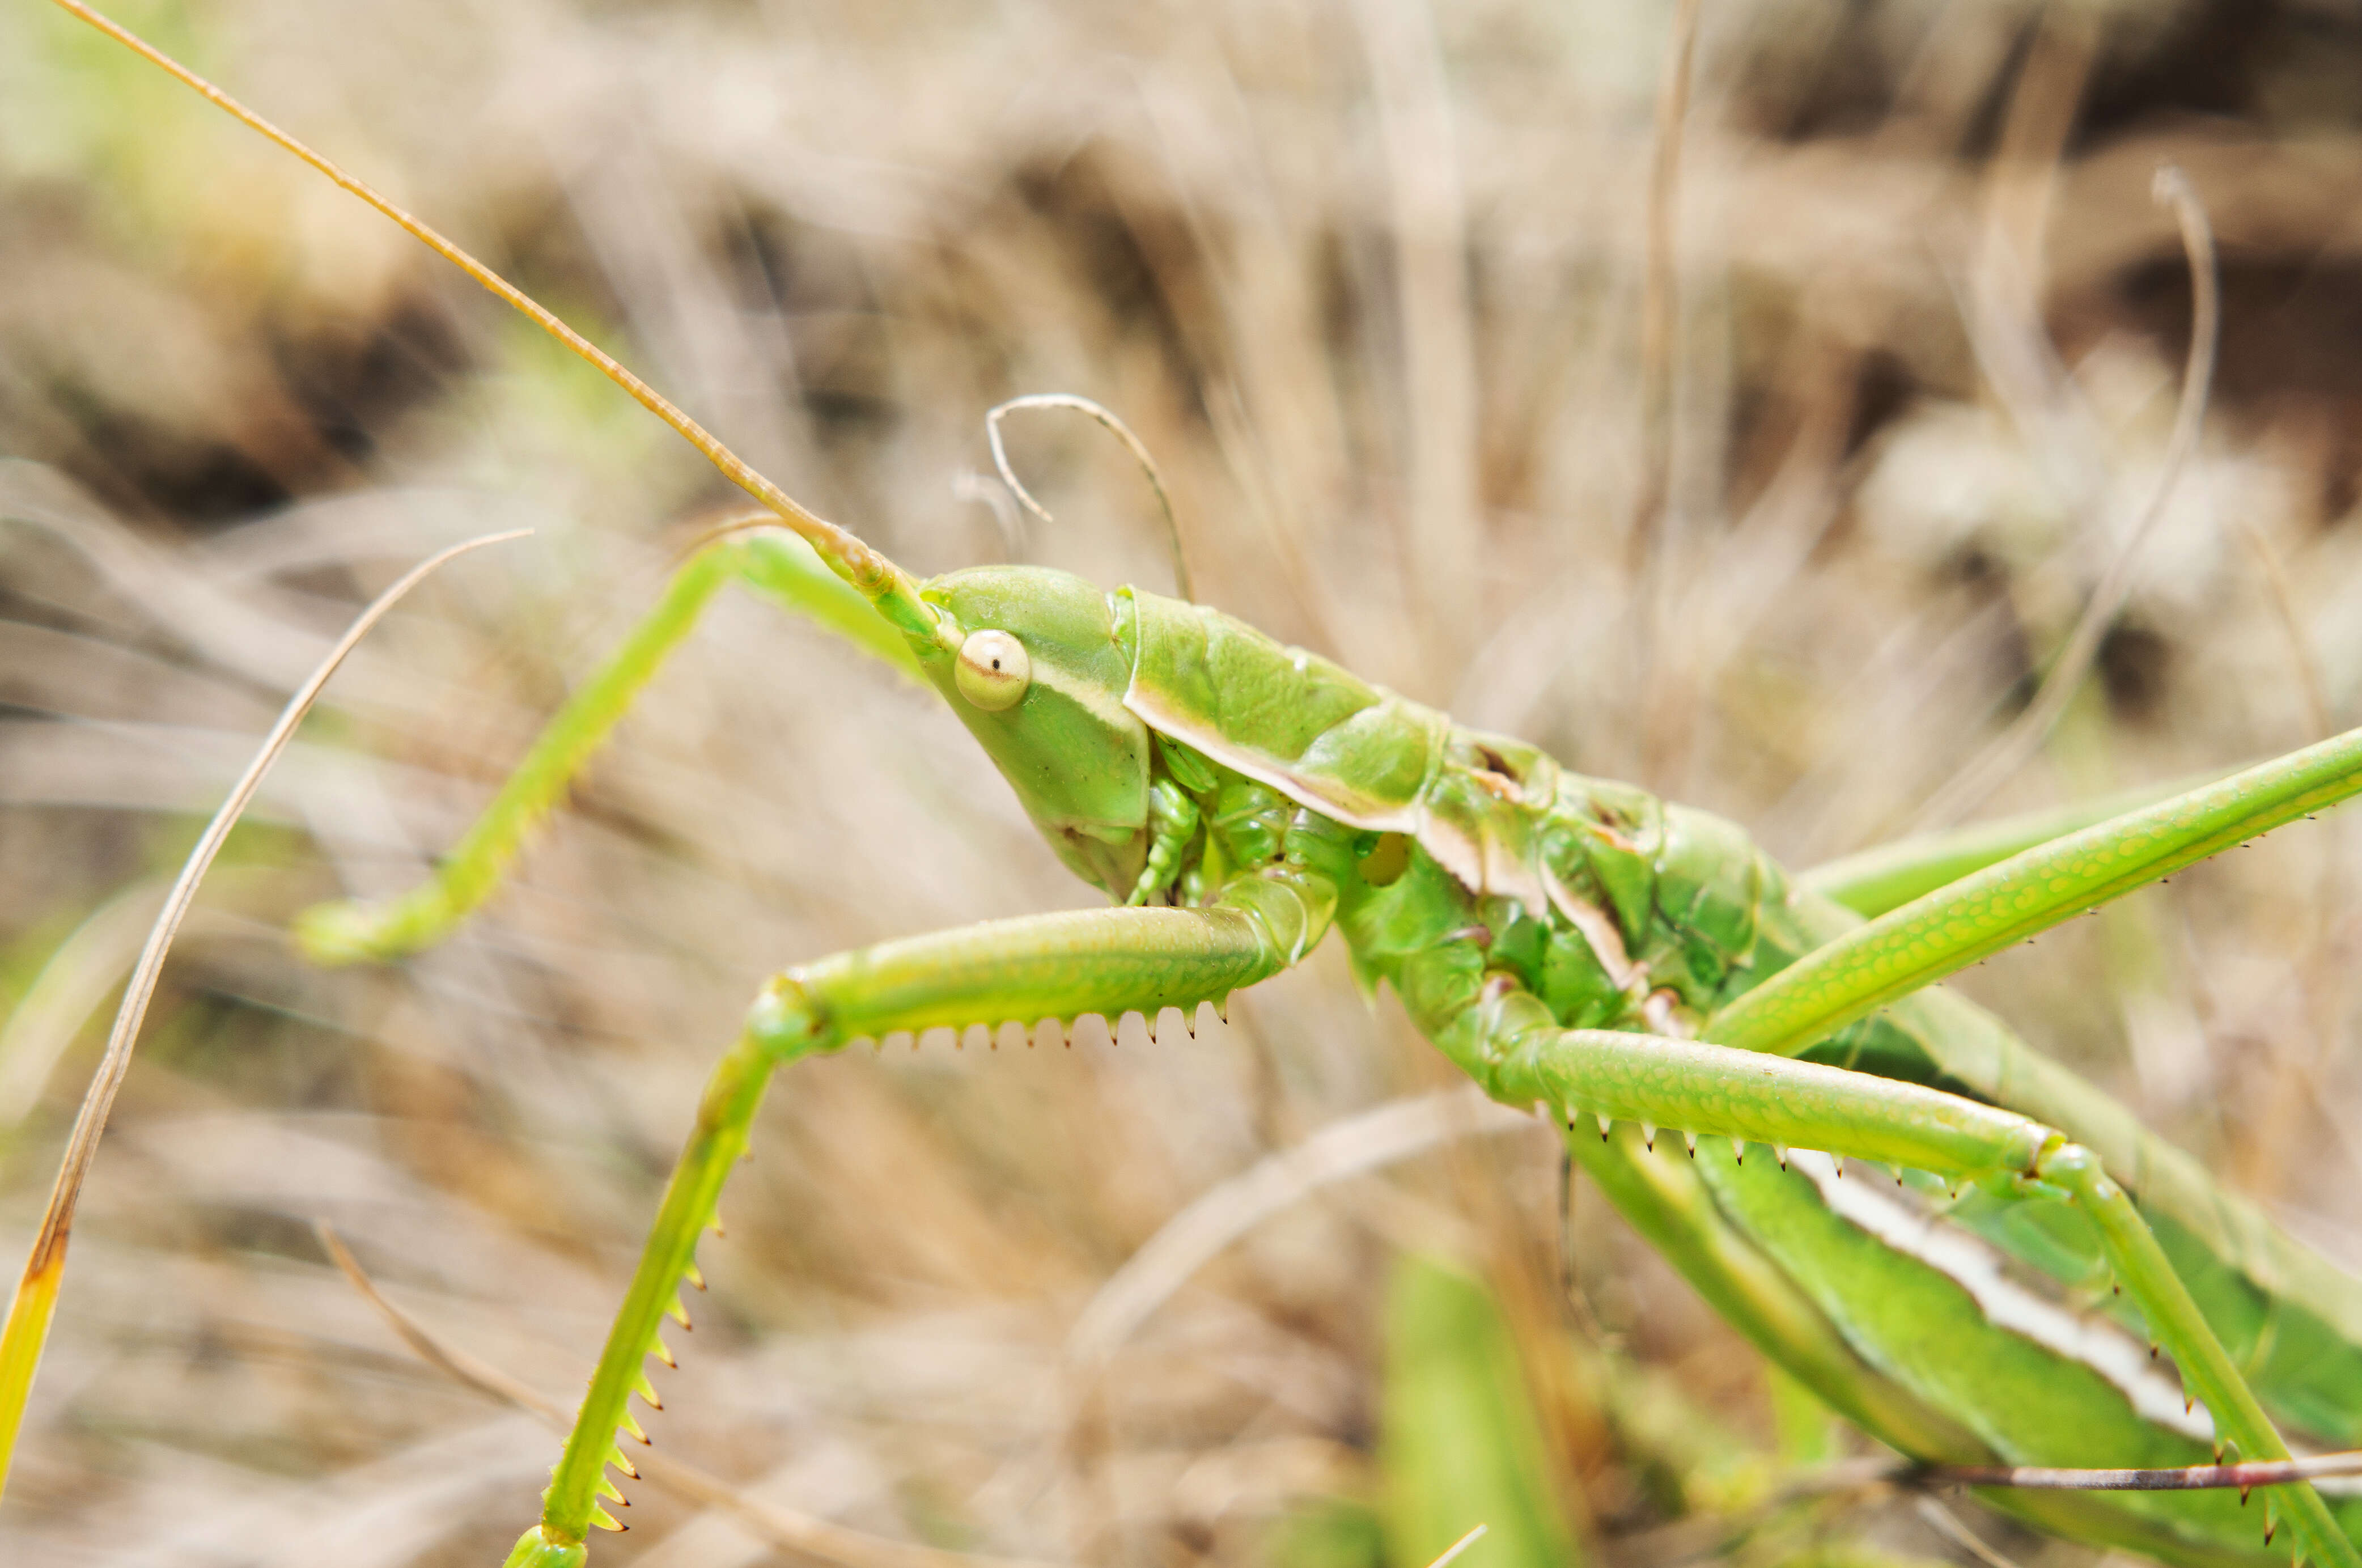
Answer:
xmin=2028 ymin=1136 xmax=2113 ymax=1202
xmin=746 ymin=972 xmax=830 ymax=1061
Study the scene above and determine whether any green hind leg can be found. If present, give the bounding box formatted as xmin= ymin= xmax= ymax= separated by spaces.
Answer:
xmin=1715 ymin=724 xmax=2362 ymax=1058
xmin=1796 ymin=769 xmax=2233 ymax=918
xmin=1440 ymin=991 xmax=2357 ymax=1568
xmin=296 ymin=530 xmax=919 ymax=966
xmin=502 ymin=878 xmax=1321 ymax=1566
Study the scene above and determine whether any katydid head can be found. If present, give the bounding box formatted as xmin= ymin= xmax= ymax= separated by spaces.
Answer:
xmin=910 ymin=565 xmax=1152 ymax=896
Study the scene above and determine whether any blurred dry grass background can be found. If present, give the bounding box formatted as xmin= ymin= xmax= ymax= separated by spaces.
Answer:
xmin=9 ymin=0 xmax=2362 ymax=1563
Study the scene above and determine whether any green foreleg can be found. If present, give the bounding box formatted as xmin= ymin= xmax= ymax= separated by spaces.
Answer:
xmin=1716 ymin=726 xmax=2362 ymax=1057
xmin=502 ymin=1035 xmax=774 ymax=1568
xmin=1464 ymin=1004 xmax=2356 ymax=1568
xmin=503 ymin=875 xmax=1324 ymax=1566
xmin=298 ymin=532 xmax=919 ymax=965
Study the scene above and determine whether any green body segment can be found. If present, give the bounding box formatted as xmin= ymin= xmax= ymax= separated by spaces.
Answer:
xmin=1685 ymin=1143 xmax=2362 ymax=1565
xmin=1565 ymin=1122 xmax=1993 ymax=1464
xmin=1577 ymin=1124 xmax=2355 ymax=1568
xmin=1119 ymin=590 xmax=1446 ymax=834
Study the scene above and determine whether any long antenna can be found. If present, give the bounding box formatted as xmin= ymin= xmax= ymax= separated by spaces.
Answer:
xmin=985 ymin=394 xmax=1194 ymax=601
xmin=43 ymin=0 xmax=920 ymax=611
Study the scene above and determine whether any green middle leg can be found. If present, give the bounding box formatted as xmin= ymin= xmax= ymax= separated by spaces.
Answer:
xmin=500 ymin=868 xmax=1330 ymax=1567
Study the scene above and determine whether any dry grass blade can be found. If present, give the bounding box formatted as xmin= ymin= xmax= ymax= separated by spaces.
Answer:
xmin=1423 ymin=1523 xmax=1488 ymax=1568
xmin=1910 ymin=164 xmax=2221 ymax=830
xmin=1349 ymin=0 xmax=1479 ymax=659
xmin=313 ymin=1224 xmax=563 ymax=1425
xmin=315 ymin=1225 xmax=1066 ymax=1568
xmin=0 ymin=527 xmax=528 ymax=1496
xmin=1066 ymin=1088 xmax=1530 ymax=1364
xmin=1928 ymin=1452 xmax=2362 ymax=1493
xmin=1630 ymin=0 xmax=1704 ymax=579
xmin=1632 ymin=0 xmax=1706 ymax=785
xmin=1779 ymin=1452 xmax=2362 ymax=1498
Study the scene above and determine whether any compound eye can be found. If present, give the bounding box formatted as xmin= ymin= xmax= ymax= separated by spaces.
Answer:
xmin=955 ymin=629 xmax=1031 ymax=711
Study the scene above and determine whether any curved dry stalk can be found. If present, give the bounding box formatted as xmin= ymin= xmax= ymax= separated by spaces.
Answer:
xmin=1348 ymin=0 xmax=1481 ymax=662
xmin=1055 ymin=1089 xmax=1528 ymax=1566
xmin=1631 ymin=0 xmax=1707 ymax=788
xmin=665 ymin=507 xmax=795 ymax=572
xmin=1930 ymin=1452 xmax=2362 ymax=1493
xmin=1630 ymin=0 xmax=1704 ymax=579
xmin=315 ymin=1226 xmax=1066 ymax=1568
xmin=1911 ymin=165 xmax=2220 ymax=830
xmin=1065 ymin=1087 xmax=1532 ymax=1364
xmin=1773 ymin=1450 xmax=2362 ymax=1503
xmin=985 ymin=393 xmax=1193 ymax=601
xmin=0 ymin=527 xmax=529 ymax=1497
xmin=0 ymin=871 xmax=269 ymax=1131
